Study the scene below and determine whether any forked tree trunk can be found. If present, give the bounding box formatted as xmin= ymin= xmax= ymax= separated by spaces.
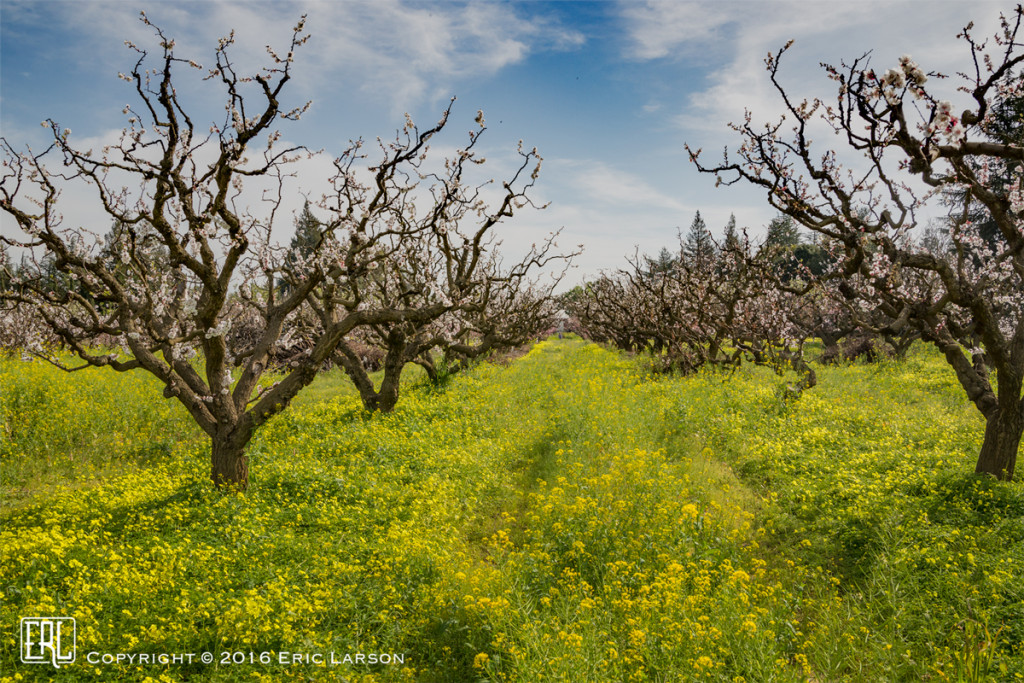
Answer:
xmin=883 ymin=332 xmax=916 ymax=361
xmin=937 ymin=336 xmax=1022 ymax=482
xmin=211 ymin=429 xmax=251 ymax=491
xmin=375 ymin=370 xmax=402 ymax=413
xmin=335 ymin=331 xmax=407 ymax=414
xmin=975 ymin=403 xmax=1023 ymax=481
xmin=819 ymin=333 xmax=842 ymax=364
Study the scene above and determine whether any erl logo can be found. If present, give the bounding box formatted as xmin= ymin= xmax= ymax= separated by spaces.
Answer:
xmin=20 ymin=617 xmax=76 ymax=668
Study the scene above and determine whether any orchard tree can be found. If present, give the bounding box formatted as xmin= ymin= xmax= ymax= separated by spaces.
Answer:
xmin=416 ymin=273 xmax=566 ymax=381
xmin=0 ymin=16 xmax=565 ymax=490
xmin=572 ymin=230 xmax=815 ymax=390
xmin=689 ymin=6 xmax=1024 ymax=479
xmin=326 ymin=232 xmax=571 ymax=413
xmin=568 ymin=274 xmax=641 ymax=352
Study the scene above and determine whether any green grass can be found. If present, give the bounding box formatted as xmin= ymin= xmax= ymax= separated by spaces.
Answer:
xmin=672 ymin=346 xmax=1023 ymax=681
xmin=0 ymin=357 xmax=200 ymax=505
xmin=1 ymin=339 xmax=1021 ymax=682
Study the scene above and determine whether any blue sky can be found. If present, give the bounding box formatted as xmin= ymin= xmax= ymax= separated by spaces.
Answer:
xmin=0 ymin=1 xmax=1010 ymax=283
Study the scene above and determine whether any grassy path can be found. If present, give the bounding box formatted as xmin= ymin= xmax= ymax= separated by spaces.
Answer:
xmin=449 ymin=339 xmax=814 ymax=682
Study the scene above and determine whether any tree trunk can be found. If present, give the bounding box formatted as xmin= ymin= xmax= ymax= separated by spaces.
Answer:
xmin=819 ymin=333 xmax=841 ymax=364
xmin=784 ymin=346 xmax=817 ymax=392
xmin=883 ymin=332 xmax=915 ymax=360
xmin=415 ymin=356 xmax=438 ymax=384
xmin=975 ymin=403 xmax=1023 ymax=480
xmin=211 ymin=430 xmax=250 ymax=491
xmin=374 ymin=335 xmax=406 ymax=413
xmin=335 ymin=332 xmax=407 ymax=413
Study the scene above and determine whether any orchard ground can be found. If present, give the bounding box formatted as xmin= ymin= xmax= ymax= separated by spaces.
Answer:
xmin=1 ymin=338 xmax=1022 ymax=682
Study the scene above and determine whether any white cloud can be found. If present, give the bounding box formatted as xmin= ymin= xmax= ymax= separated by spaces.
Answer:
xmin=619 ymin=0 xmax=737 ymax=61
xmin=621 ymin=1 xmax=1007 ymax=133
xmin=556 ymin=158 xmax=687 ymax=212
xmin=46 ymin=0 xmax=583 ymax=115
xmin=622 ymin=1 xmax=1014 ymax=248
xmin=7 ymin=0 xmax=1014 ymax=286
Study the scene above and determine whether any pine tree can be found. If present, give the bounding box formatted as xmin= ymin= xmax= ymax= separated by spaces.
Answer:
xmin=290 ymin=200 xmax=323 ymax=258
xmin=683 ymin=210 xmax=715 ymax=268
xmin=282 ymin=201 xmax=323 ymax=295
xmin=764 ymin=213 xmax=800 ymax=250
xmin=722 ymin=213 xmax=740 ymax=252
xmin=943 ymin=74 xmax=1023 ymax=248
xmin=0 ymin=248 xmax=13 ymax=293
xmin=647 ymin=246 xmax=677 ymax=275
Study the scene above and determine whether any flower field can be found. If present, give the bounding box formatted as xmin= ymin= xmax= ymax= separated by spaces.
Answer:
xmin=1 ymin=338 xmax=1022 ymax=681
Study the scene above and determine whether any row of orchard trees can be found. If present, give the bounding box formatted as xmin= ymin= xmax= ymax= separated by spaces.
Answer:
xmin=566 ymin=212 xmax=840 ymax=400
xmin=573 ymin=6 xmax=1023 ymax=481
xmin=567 ymin=208 xmax=919 ymax=378
xmin=0 ymin=16 xmax=573 ymax=490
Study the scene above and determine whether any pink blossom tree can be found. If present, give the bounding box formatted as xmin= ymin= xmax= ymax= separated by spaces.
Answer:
xmin=689 ymin=7 xmax=1024 ymax=478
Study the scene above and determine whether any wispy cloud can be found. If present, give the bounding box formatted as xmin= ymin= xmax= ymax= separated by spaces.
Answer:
xmin=618 ymin=0 xmax=737 ymax=61
xmin=5 ymin=0 xmax=1012 ymax=284
xmin=42 ymin=0 xmax=584 ymax=115
xmin=557 ymin=158 xmax=686 ymax=213
xmin=625 ymin=1 xmax=1000 ymax=133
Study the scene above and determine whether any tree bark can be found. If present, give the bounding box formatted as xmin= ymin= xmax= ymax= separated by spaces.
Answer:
xmin=819 ymin=332 xmax=842 ymax=364
xmin=374 ymin=334 xmax=406 ymax=413
xmin=334 ymin=331 xmax=407 ymax=413
xmin=211 ymin=429 xmax=251 ymax=491
xmin=883 ymin=332 xmax=916 ymax=360
xmin=975 ymin=402 xmax=1023 ymax=480
xmin=414 ymin=355 xmax=439 ymax=384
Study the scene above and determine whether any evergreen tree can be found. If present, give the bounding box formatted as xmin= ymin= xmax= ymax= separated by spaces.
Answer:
xmin=282 ymin=201 xmax=323 ymax=295
xmin=0 ymin=248 xmax=12 ymax=293
xmin=722 ymin=213 xmax=740 ymax=252
xmin=763 ymin=213 xmax=800 ymax=250
xmin=646 ymin=246 xmax=677 ymax=275
xmin=792 ymin=242 xmax=828 ymax=276
xmin=683 ymin=210 xmax=715 ymax=268
xmin=763 ymin=213 xmax=813 ymax=281
xmin=289 ymin=200 xmax=323 ymax=257
xmin=943 ymin=73 xmax=1023 ymax=248
xmin=920 ymin=225 xmax=952 ymax=255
